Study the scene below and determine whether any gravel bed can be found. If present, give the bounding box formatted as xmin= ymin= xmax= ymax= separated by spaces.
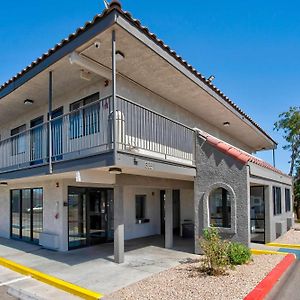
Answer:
xmin=274 ymin=228 xmax=300 ymax=244
xmin=105 ymin=255 xmax=283 ymax=300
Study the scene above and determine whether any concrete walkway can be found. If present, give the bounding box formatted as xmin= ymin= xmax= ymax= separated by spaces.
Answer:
xmin=0 ymin=236 xmax=197 ymax=296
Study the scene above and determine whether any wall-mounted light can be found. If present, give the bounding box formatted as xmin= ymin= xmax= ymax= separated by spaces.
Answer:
xmin=0 ymin=182 xmax=8 ymax=186
xmin=109 ymin=167 xmax=122 ymax=175
xmin=80 ymin=69 xmax=92 ymax=81
xmin=116 ymin=50 xmax=125 ymax=61
xmin=24 ymin=99 xmax=34 ymax=105
xmin=223 ymin=121 xmax=231 ymax=127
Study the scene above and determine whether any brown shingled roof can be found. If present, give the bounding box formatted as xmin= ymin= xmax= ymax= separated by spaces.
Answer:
xmin=0 ymin=1 xmax=277 ymax=145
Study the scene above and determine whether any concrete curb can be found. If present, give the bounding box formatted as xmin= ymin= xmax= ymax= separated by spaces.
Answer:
xmin=0 ymin=257 xmax=103 ymax=300
xmin=267 ymin=242 xmax=300 ymax=250
xmin=251 ymin=249 xmax=288 ymax=255
xmin=244 ymin=253 xmax=296 ymax=300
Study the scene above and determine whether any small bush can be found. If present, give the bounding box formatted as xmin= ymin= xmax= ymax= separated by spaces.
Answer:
xmin=227 ymin=242 xmax=251 ymax=265
xmin=199 ymin=227 xmax=230 ymax=276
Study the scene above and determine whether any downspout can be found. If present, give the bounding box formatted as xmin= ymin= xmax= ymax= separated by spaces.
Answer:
xmin=272 ymin=148 xmax=276 ymax=168
xmin=48 ymin=71 xmax=53 ymax=174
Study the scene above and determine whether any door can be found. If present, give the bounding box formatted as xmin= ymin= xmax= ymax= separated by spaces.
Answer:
xmin=172 ymin=190 xmax=180 ymax=236
xmin=30 ymin=116 xmax=44 ymax=165
xmin=51 ymin=107 xmax=63 ymax=161
xmin=88 ymin=189 xmax=108 ymax=245
xmin=68 ymin=187 xmax=113 ymax=249
xmin=250 ymin=186 xmax=265 ymax=243
xmin=160 ymin=190 xmax=165 ymax=235
xmin=160 ymin=190 xmax=181 ymax=236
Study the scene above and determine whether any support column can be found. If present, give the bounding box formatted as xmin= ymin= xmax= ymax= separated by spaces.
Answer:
xmin=112 ymin=30 xmax=118 ymax=163
xmin=114 ymin=185 xmax=124 ymax=263
xmin=165 ymin=189 xmax=173 ymax=249
xmin=48 ymin=71 xmax=53 ymax=174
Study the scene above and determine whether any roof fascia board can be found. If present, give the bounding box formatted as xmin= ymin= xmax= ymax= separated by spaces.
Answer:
xmin=0 ymin=12 xmax=117 ymax=100
xmin=115 ymin=14 xmax=275 ymax=147
xmin=249 ymin=176 xmax=292 ymax=187
xmin=248 ymin=162 xmax=292 ymax=185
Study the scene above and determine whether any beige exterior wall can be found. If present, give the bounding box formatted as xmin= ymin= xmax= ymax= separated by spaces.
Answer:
xmin=0 ymin=174 xmax=194 ymax=251
xmin=0 ymin=75 xmax=252 ymax=153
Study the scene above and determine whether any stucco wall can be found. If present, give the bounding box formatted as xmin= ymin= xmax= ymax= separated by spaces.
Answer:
xmin=194 ymin=135 xmax=249 ymax=253
xmin=0 ymin=75 xmax=252 ymax=153
xmin=123 ymin=187 xmax=160 ymax=240
xmin=0 ymin=186 xmax=10 ymax=238
xmin=252 ymin=180 xmax=293 ymax=243
xmin=0 ymin=179 xmax=67 ymax=250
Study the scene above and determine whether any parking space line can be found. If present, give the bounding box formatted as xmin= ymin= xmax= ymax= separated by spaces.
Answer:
xmin=0 ymin=276 xmax=31 ymax=287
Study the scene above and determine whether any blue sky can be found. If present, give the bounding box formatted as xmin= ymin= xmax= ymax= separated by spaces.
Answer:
xmin=1 ymin=0 xmax=299 ymax=174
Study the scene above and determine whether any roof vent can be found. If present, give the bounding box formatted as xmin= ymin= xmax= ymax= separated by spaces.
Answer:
xmin=109 ymin=0 xmax=122 ymax=9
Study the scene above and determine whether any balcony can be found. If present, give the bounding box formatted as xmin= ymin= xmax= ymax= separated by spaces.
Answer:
xmin=0 ymin=95 xmax=195 ymax=175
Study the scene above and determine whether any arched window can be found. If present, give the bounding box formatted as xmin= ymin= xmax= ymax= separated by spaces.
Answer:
xmin=209 ymin=187 xmax=231 ymax=228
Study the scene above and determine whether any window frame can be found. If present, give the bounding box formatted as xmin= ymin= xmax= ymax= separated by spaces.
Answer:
xmin=10 ymin=188 xmax=43 ymax=244
xmin=135 ymin=195 xmax=146 ymax=222
xmin=273 ymin=186 xmax=282 ymax=215
xmin=285 ymin=188 xmax=291 ymax=212
xmin=69 ymin=92 xmax=100 ymax=139
xmin=10 ymin=124 xmax=26 ymax=156
xmin=209 ymin=187 xmax=231 ymax=229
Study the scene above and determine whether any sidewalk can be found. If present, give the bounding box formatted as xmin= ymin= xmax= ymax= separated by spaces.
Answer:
xmin=0 ymin=236 xmax=197 ymax=296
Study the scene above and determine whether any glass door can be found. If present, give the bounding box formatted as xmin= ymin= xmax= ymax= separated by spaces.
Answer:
xmin=68 ymin=187 xmax=113 ymax=249
xmin=250 ymin=186 xmax=265 ymax=243
xmin=68 ymin=188 xmax=87 ymax=249
xmin=11 ymin=190 xmax=21 ymax=239
xmin=21 ymin=189 xmax=31 ymax=242
xmin=32 ymin=188 xmax=43 ymax=242
xmin=88 ymin=189 xmax=108 ymax=245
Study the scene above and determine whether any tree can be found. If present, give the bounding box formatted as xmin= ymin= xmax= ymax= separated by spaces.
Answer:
xmin=274 ymin=107 xmax=300 ymax=218
xmin=274 ymin=106 xmax=300 ymax=176
xmin=294 ymin=167 xmax=300 ymax=218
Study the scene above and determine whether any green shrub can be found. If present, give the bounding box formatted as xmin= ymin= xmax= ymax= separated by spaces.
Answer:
xmin=227 ymin=242 xmax=251 ymax=265
xmin=199 ymin=227 xmax=230 ymax=276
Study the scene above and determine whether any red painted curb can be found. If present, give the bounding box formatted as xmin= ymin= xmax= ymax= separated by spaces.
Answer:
xmin=244 ymin=254 xmax=296 ymax=300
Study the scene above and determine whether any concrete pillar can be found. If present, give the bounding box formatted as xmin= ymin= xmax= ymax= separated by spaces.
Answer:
xmin=164 ymin=189 xmax=173 ymax=249
xmin=264 ymin=185 xmax=272 ymax=243
xmin=0 ymin=186 xmax=10 ymax=238
xmin=114 ymin=185 xmax=124 ymax=263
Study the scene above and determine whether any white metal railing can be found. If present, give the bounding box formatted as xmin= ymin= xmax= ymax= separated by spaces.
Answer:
xmin=0 ymin=95 xmax=195 ymax=173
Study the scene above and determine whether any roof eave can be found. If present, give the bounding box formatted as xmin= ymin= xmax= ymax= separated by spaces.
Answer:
xmin=0 ymin=8 xmax=118 ymax=100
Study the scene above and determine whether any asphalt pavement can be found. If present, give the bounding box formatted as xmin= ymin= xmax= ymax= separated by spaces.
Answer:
xmin=267 ymin=251 xmax=300 ymax=300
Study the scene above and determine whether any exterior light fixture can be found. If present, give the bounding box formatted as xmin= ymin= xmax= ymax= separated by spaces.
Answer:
xmin=24 ymin=99 xmax=34 ymax=105
xmin=223 ymin=121 xmax=230 ymax=127
xmin=116 ymin=50 xmax=125 ymax=61
xmin=207 ymin=75 xmax=215 ymax=82
xmin=0 ymin=182 xmax=8 ymax=186
xmin=109 ymin=167 xmax=122 ymax=175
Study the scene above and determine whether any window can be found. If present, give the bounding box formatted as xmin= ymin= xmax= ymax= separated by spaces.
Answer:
xmin=136 ymin=195 xmax=146 ymax=221
xmin=69 ymin=93 xmax=100 ymax=139
xmin=285 ymin=188 xmax=291 ymax=212
xmin=10 ymin=188 xmax=43 ymax=244
xmin=273 ymin=187 xmax=282 ymax=215
xmin=209 ymin=187 xmax=231 ymax=228
xmin=11 ymin=124 xmax=26 ymax=155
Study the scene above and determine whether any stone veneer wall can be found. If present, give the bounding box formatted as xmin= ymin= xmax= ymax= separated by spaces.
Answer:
xmin=194 ymin=134 xmax=249 ymax=253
